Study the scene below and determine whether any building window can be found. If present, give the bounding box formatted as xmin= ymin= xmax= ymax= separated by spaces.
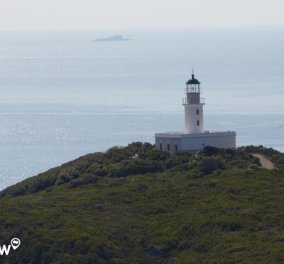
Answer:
xmin=167 ymin=144 xmax=170 ymax=151
xmin=196 ymin=109 xmax=199 ymax=115
xmin=175 ymin=144 xmax=178 ymax=152
xmin=197 ymin=120 xmax=200 ymax=126
xmin=159 ymin=143 xmax=162 ymax=150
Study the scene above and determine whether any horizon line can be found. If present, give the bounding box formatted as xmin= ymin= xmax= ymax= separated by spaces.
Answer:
xmin=1 ymin=24 xmax=284 ymax=32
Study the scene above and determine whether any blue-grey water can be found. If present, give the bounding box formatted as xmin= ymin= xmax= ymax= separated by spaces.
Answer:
xmin=0 ymin=27 xmax=283 ymax=190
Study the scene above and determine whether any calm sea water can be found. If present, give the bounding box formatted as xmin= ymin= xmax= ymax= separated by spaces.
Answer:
xmin=0 ymin=27 xmax=283 ymax=189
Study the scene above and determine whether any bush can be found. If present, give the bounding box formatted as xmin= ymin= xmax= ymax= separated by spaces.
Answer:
xmin=203 ymin=146 xmax=220 ymax=156
xmin=199 ymin=157 xmax=226 ymax=175
xmin=69 ymin=175 xmax=98 ymax=188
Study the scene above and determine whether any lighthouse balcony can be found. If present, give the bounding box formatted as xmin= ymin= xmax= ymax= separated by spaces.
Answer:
xmin=183 ymin=97 xmax=205 ymax=105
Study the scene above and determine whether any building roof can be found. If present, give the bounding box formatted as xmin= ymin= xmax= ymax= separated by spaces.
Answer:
xmin=186 ymin=74 xmax=200 ymax=85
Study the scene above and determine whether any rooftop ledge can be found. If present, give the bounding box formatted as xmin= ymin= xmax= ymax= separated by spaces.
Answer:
xmin=155 ymin=131 xmax=236 ymax=138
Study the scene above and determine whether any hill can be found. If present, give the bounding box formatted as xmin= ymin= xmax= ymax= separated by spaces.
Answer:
xmin=0 ymin=143 xmax=284 ymax=263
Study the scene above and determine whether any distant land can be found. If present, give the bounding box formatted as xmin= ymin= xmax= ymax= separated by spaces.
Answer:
xmin=95 ymin=34 xmax=132 ymax=42
xmin=0 ymin=143 xmax=284 ymax=263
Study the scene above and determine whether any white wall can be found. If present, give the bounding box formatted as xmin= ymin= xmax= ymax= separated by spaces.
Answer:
xmin=155 ymin=132 xmax=236 ymax=152
xmin=184 ymin=104 xmax=204 ymax=134
xmin=155 ymin=137 xmax=182 ymax=153
xmin=181 ymin=133 xmax=236 ymax=151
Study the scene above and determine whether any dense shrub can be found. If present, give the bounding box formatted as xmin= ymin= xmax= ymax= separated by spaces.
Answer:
xmin=0 ymin=143 xmax=278 ymax=197
xmin=199 ymin=157 xmax=226 ymax=175
xmin=0 ymin=143 xmax=283 ymax=263
xmin=203 ymin=146 xmax=220 ymax=156
xmin=69 ymin=175 xmax=98 ymax=188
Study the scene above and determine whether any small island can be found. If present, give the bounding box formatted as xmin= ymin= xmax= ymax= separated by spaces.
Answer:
xmin=95 ymin=34 xmax=131 ymax=42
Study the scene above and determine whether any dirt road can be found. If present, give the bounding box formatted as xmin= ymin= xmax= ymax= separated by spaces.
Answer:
xmin=252 ymin=153 xmax=275 ymax=170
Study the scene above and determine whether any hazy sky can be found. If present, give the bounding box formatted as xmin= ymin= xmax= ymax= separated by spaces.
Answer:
xmin=1 ymin=0 xmax=284 ymax=30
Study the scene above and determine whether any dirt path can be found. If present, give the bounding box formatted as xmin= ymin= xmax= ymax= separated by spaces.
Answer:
xmin=252 ymin=153 xmax=275 ymax=170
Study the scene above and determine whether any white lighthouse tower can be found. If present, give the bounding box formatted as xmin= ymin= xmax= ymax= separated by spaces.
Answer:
xmin=155 ymin=71 xmax=236 ymax=152
xmin=183 ymin=74 xmax=204 ymax=134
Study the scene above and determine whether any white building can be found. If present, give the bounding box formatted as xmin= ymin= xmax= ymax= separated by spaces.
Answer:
xmin=155 ymin=73 xmax=236 ymax=152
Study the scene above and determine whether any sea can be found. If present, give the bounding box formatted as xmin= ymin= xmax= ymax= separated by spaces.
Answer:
xmin=0 ymin=27 xmax=283 ymax=190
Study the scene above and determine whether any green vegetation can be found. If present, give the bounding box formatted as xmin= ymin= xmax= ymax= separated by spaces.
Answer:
xmin=0 ymin=143 xmax=284 ymax=263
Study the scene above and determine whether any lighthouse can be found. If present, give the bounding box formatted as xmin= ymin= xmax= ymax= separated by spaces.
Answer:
xmin=155 ymin=72 xmax=236 ymax=152
xmin=183 ymin=74 xmax=204 ymax=133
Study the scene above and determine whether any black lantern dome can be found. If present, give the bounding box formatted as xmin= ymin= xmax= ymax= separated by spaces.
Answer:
xmin=186 ymin=74 xmax=200 ymax=85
